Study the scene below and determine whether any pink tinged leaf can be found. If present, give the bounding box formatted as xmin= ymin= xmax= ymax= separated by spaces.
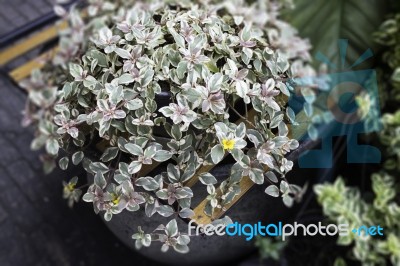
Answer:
xmin=67 ymin=127 xmax=79 ymax=138
xmin=57 ymin=128 xmax=67 ymax=134
xmin=236 ymin=69 xmax=249 ymax=80
xmin=240 ymin=40 xmax=256 ymax=47
xmin=117 ymin=22 xmax=131 ymax=33
xmin=267 ymin=99 xmax=280 ymax=111
xmin=202 ymin=100 xmax=210 ymax=112
xmin=113 ymin=110 xmax=126 ymax=119
xmin=265 ymin=78 xmax=276 ymax=90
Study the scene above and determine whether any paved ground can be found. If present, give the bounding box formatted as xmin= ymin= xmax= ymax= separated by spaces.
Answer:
xmin=0 ymin=0 xmax=53 ymax=35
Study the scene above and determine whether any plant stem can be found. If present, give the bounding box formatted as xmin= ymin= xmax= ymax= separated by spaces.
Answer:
xmin=76 ymin=183 xmax=89 ymax=190
xmin=227 ymin=102 xmax=255 ymax=128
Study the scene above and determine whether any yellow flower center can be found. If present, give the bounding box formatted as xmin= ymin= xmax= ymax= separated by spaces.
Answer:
xmin=222 ymin=139 xmax=235 ymax=151
xmin=66 ymin=183 xmax=75 ymax=192
xmin=111 ymin=193 xmax=120 ymax=205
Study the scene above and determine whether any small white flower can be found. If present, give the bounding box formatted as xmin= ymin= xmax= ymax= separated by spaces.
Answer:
xmin=214 ymin=122 xmax=247 ymax=151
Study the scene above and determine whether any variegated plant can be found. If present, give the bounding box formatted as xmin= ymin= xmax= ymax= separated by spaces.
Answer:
xmin=21 ymin=0 xmax=316 ymax=253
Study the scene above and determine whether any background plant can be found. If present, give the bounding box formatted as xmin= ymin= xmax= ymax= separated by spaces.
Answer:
xmin=312 ymin=12 xmax=400 ymax=266
xmin=374 ymin=13 xmax=400 ymax=104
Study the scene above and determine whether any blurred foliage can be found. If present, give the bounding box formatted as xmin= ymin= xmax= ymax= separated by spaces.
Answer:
xmin=374 ymin=13 xmax=400 ymax=103
xmin=255 ymin=236 xmax=286 ymax=261
xmin=285 ymin=0 xmax=389 ymax=70
xmin=315 ymin=88 xmax=400 ymax=265
xmin=313 ymin=13 xmax=400 ymax=265
xmin=380 ymin=111 xmax=400 ymax=171
xmin=315 ymin=173 xmax=400 ymax=266
xmin=286 ymin=3 xmax=400 ymax=264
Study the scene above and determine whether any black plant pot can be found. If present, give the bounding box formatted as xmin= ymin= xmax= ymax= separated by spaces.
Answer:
xmin=85 ymin=139 xmax=321 ymax=266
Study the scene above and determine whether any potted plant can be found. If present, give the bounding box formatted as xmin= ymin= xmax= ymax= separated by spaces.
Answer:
xmin=20 ymin=0 xmax=323 ymax=264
